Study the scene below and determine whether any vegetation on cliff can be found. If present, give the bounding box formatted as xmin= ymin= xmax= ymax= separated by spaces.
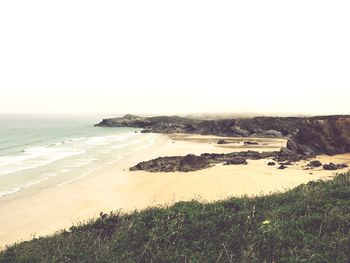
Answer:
xmin=1 ymin=172 xmax=350 ymax=263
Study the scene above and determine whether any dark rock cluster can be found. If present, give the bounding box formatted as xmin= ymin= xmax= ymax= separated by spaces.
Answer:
xmin=130 ymin=151 xmax=278 ymax=172
xmin=224 ymin=157 xmax=248 ymax=165
xmin=323 ymin=163 xmax=349 ymax=171
xmin=276 ymin=146 xmax=315 ymax=162
xmin=307 ymin=160 xmax=323 ymax=168
xmin=244 ymin=141 xmax=259 ymax=145
xmin=129 ymin=154 xmax=211 ymax=173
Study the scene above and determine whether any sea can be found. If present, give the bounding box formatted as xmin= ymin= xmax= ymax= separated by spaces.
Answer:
xmin=0 ymin=114 xmax=157 ymax=198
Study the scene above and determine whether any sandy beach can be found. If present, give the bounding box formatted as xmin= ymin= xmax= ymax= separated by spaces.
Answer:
xmin=0 ymin=134 xmax=349 ymax=248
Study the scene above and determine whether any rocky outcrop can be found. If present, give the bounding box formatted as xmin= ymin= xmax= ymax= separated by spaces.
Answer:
xmin=99 ymin=114 xmax=350 ymax=171
xmin=224 ymin=157 xmax=247 ymax=165
xmin=217 ymin=139 xmax=229 ymax=144
xmin=273 ymin=115 xmax=350 ymax=162
xmin=285 ymin=116 xmax=350 ymax=156
xmin=307 ymin=160 xmax=322 ymax=168
xmin=130 ymin=151 xmax=278 ymax=172
xmin=96 ymin=114 xmax=306 ymax=138
xmin=244 ymin=141 xmax=259 ymax=145
xmin=97 ymin=114 xmax=350 ymax=156
xmin=201 ymin=151 xmax=278 ymax=163
xmin=129 ymin=154 xmax=211 ymax=172
xmin=323 ymin=163 xmax=349 ymax=170
xmin=275 ymin=147 xmax=308 ymax=162
xmin=279 ymin=161 xmax=293 ymax=166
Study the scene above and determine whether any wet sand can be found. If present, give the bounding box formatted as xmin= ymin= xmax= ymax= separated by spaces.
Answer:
xmin=0 ymin=134 xmax=349 ymax=248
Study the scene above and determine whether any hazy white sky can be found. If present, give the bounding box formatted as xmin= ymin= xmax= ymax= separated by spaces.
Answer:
xmin=0 ymin=1 xmax=349 ymax=116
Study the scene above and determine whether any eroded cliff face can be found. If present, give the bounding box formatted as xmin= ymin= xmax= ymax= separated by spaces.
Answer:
xmin=96 ymin=114 xmax=350 ymax=157
xmin=286 ymin=116 xmax=350 ymax=156
xmin=96 ymin=114 xmax=305 ymax=137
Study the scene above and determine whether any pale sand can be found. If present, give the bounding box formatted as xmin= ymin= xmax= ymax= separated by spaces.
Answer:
xmin=0 ymin=134 xmax=349 ymax=248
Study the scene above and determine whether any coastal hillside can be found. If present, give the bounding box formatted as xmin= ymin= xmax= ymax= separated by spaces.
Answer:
xmin=97 ymin=114 xmax=350 ymax=158
xmin=1 ymin=172 xmax=349 ymax=262
xmin=96 ymin=115 xmax=349 ymax=137
xmin=95 ymin=114 xmax=306 ymax=137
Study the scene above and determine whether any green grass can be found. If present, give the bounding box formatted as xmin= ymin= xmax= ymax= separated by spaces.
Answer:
xmin=1 ymin=172 xmax=350 ymax=263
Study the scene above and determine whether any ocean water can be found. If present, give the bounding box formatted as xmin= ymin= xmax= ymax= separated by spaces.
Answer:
xmin=0 ymin=114 xmax=157 ymax=198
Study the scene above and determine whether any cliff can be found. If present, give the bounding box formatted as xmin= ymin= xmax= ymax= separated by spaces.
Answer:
xmin=95 ymin=114 xmax=305 ymax=137
xmin=96 ymin=114 xmax=350 ymax=158
xmin=286 ymin=115 xmax=350 ymax=156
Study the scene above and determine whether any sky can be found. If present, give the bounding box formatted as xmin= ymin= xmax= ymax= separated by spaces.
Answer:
xmin=0 ymin=0 xmax=349 ymax=116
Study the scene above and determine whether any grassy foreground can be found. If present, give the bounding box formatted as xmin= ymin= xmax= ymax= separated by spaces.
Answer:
xmin=1 ymin=173 xmax=350 ymax=263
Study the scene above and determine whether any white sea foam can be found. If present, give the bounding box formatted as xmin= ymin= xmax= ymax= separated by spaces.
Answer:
xmin=52 ymin=137 xmax=86 ymax=146
xmin=0 ymin=127 xmax=158 ymax=198
xmin=0 ymin=177 xmax=50 ymax=197
xmin=22 ymin=177 xmax=50 ymax=188
xmin=85 ymin=133 xmax=135 ymax=146
xmin=0 ymin=146 xmax=85 ymax=176
xmin=0 ymin=187 xmax=22 ymax=197
xmin=55 ymin=163 xmax=106 ymax=187
xmin=69 ymin=157 xmax=98 ymax=168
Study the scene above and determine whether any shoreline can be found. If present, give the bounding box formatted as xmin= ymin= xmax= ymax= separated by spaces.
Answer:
xmin=1 ymin=133 xmax=349 ymax=248
xmin=0 ymin=134 xmax=168 ymax=248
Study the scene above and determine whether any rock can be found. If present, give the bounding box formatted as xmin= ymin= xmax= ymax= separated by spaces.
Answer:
xmin=267 ymin=161 xmax=276 ymax=166
xmin=141 ymin=129 xmax=152 ymax=133
xmin=225 ymin=157 xmax=248 ymax=165
xmin=323 ymin=162 xmax=349 ymax=170
xmin=323 ymin=163 xmax=337 ymax=170
xmin=130 ymin=151 xmax=278 ymax=172
xmin=307 ymin=160 xmax=322 ymax=168
xmin=129 ymin=154 xmax=211 ymax=173
xmin=279 ymin=161 xmax=293 ymax=166
xmin=201 ymin=151 xmax=278 ymax=163
xmin=230 ymin=126 xmax=250 ymax=137
xmin=286 ymin=116 xmax=350 ymax=156
xmin=180 ymin=155 xmax=212 ymax=172
xmin=218 ymin=139 xmax=229 ymax=144
xmin=244 ymin=141 xmax=259 ymax=145
xmin=276 ymin=147 xmax=306 ymax=162
xmin=287 ymin=138 xmax=316 ymax=156
xmin=260 ymin=130 xmax=283 ymax=138
xmin=278 ymin=165 xmax=287 ymax=169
